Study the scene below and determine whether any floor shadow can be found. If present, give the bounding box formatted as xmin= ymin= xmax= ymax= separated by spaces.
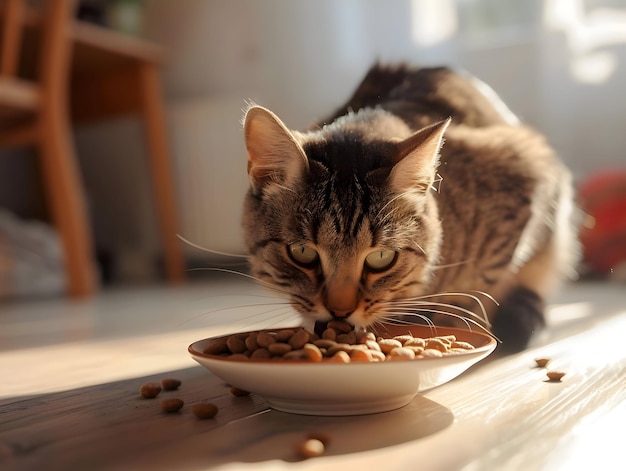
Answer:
xmin=2 ymin=365 xmax=454 ymax=470
xmin=192 ymin=394 xmax=454 ymax=465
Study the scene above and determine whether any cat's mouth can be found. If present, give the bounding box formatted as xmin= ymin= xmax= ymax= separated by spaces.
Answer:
xmin=314 ymin=320 xmax=330 ymax=337
xmin=313 ymin=319 xmax=360 ymax=337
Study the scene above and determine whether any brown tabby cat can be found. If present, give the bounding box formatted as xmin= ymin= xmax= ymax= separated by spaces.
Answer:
xmin=241 ymin=64 xmax=579 ymax=352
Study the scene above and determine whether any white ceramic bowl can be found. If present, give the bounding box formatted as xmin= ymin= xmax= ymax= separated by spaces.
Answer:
xmin=189 ymin=324 xmax=496 ymax=416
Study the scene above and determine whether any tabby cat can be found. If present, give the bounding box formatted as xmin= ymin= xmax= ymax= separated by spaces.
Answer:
xmin=241 ymin=64 xmax=579 ymax=352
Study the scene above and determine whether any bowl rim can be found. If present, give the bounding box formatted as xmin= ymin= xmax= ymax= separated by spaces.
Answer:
xmin=188 ymin=324 xmax=497 ymax=365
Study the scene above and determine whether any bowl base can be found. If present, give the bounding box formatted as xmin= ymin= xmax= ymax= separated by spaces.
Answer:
xmin=265 ymin=393 xmax=417 ymax=416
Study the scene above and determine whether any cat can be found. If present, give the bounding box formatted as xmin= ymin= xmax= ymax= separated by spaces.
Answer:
xmin=240 ymin=64 xmax=580 ymax=352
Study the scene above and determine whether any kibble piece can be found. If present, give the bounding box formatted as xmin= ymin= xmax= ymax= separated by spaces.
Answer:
xmin=327 ymin=319 xmax=353 ymax=333
xmin=350 ymin=348 xmax=374 ymax=362
xmin=370 ymin=350 xmax=387 ymax=361
xmin=404 ymin=337 xmax=426 ymax=348
xmin=327 ymin=343 xmax=352 ymax=355
xmin=439 ymin=335 xmax=457 ymax=345
xmin=546 ymin=371 xmax=565 ymax=382
xmin=192 ymin=403 xmax=219 ymax=419
xmin=140 ymin=382 xmax=162 ymax=398
xmin=336 ymin=332 xmax=357 ymax=344
xmin=303 ymin=343 xmax=323 ymax=362
xmin=535 ymin=358 xmax=551 ymax=368
xmin=327 ymin=350 xmax=351 ymax=363
xmin=405 ymin=346 xmax=424 ymax=355
xmin=356 ymin=330 xmax=376 ymax=343
xmin=451 ymin=341 xmax=474 ymax=350
xmin=365 ymin=339 xmax=382 ymax=352
xmin=250 ymin=348 xmax=271 ymax=359
xmin=230 ymin=386 xmax=251 ymax=397
xmin=257 ymin=331 xmax=277 ymax=348
xmin=204 ymin=337 xmax=229 ymax=355
xmin=421 ymin=348 xmax=444 ymax=358
xmin=393 ymin=335 xmax=415 ymax=345
xmin=378 ymin=338 xmax=403 ymax=354
xmin=313 ymin=339 xmax=337 ymax=349
xmin=283 ymin=349 xmax=306 ymax=360
xmin=161 ymin=378 xmax=181 ymax=391
xmin=447 ymin=348 xmax=468 ymax=355
xmin=245 ymin=333 xmax=259 ymax=351
xmin=425 ymin=338 xmax=449 ymax=353
xmin=388 ymin=346 xmax=416 ymax=360
xmin=275 ymin=329 xmax=295 ymax=342
xmin=226 ymin=334 xmax=247 ymax=354
xmin=160 ymin=398 xmax=184 ymax=413
xmin=268 ymin=342 xmax=293 ymax=355
xmin=321 ymin=328 xmax=337 ymax=341
xmin=288 ymin=328 xmax=310 ymax=349
xmin=295 ymin=438 xmax=325 ymax=459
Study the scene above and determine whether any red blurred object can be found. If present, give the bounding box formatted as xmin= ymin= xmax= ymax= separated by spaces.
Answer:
xmin=578 ymin=170 xmax=626 ymax=274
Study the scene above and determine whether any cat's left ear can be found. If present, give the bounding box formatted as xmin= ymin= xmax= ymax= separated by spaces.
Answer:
xmin=389 ymin=118 xmax=451 ymax=196
xmin=243 ymin=105 xmax=309 ymax=194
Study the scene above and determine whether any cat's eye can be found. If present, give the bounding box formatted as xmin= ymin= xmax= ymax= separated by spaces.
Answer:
xmin=365 ymin=249 xmax=397 ymax=272
xmin=288 ymin=243 xmax=319 ymax=267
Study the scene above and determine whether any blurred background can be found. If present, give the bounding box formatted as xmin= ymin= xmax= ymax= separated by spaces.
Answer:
xmin=1 ymin=0 xmax=625 ymax=299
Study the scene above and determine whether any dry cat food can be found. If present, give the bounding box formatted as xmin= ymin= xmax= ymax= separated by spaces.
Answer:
xmin=295 ymin=438 xmax=325 ymax=459
xmin=204 ymin=321 xmax=475 ymax=363
xmin=546 ymin=370 xmax=566 ymax=382
xmin=230 ymin=386 xmax=251 ymax=397
xmin=161 ymin=378 xmax=182 ymax=391
xmin=191 ymin=402 xmax=219 ymax=419
xmin=160 ymin=398 xmax=184 ymax=413
xmin=534 ymin=358 xmax=551 ymax=368
xmin=139 ymin=382 xmax=162 ymax=398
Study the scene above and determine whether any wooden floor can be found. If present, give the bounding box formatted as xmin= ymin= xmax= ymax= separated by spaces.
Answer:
xmin=1 ymin=276 xmax=625 ymax=470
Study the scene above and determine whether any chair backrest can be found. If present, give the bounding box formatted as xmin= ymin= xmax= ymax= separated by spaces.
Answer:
xmin=0 ymin=0 xmax=24 ymax=78
xmin=0 ymin=0 xmax=75 ymax=89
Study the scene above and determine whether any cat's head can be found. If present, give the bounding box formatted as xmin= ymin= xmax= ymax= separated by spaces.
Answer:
xmin=241 ymin=105 xmax=449 ymax=329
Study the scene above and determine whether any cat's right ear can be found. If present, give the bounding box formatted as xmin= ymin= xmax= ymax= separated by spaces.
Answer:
xmin=243 ymin=106 xmax=309 ymax=194
xmin=389 ymin=118 xmax=451 ymax=197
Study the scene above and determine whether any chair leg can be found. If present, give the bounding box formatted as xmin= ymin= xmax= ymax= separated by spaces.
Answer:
xmin=136 ymin=62 xmax=185 ymax=283
xmin=38 ymin=106 xmax=97 ymax=297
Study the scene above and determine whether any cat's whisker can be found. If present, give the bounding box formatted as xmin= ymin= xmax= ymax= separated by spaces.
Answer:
xmin=187 ymin=267 xmax=295 ymax=299
xmin=377 ymin=314 xmax=438 ymax=337
xmin=413 ymin=241 xmax=427 ymax=256
xmin=385 ymin=299 xmax=490 ymax=327
xmin=383 ymin=307 xmax=496 ymax=338
xmin=468 ymin=289 xmax=500 ymax=307
xmin=238 ymin=306 xmax=300 ymax=331
xmin=379 ymin=313 xmax=435 ymax=327
xmin=382 ymin=306 xmax=473 ymax=331
xmin=432 ymin=259 xmax=474 ymax=270
xmin=390 ymin=291 xmax=493 ymax=325
xmin=432 ymin=172 xmax=443 ymax=192
xmin=179 ymin=299 xmax=294 ymax=328
xmin=176 ymin=234 xmax=248 ymax=258
xmin=376 ymin=191 xmax=408 ymax=221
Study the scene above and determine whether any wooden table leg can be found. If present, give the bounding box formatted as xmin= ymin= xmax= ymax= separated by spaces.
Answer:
xmin=39 ymin=101 xmax=97 ymax=297
xmin=136 ymin=62 xmax=185 ymax=283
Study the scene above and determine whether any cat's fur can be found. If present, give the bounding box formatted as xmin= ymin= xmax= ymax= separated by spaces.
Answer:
xmin=241 ymin=64 xmax=579 ymax=352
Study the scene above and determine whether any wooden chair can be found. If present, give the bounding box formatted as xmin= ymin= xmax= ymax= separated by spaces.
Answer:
xmin=0 ymin=0 xmax=96 ymax=297
xmin=0 ymin=0 xmax=186 ymax=297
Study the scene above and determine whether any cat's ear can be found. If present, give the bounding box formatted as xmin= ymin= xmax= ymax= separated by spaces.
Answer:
xmin=243 ymin=106 xmax=309 ymax=193
xmin=389 ymin=118 xmax=451 ymax=196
